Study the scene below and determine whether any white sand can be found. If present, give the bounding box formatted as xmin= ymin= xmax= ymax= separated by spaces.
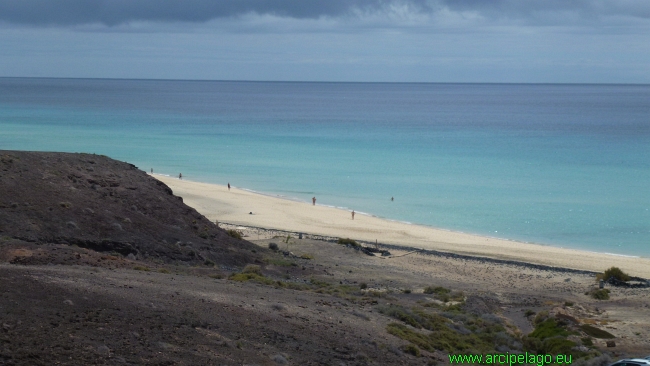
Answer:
xmin=155 ymin=175 xmax=650 ymax=278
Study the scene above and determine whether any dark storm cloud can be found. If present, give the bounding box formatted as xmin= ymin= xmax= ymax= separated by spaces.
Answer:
xmin=0 ymin=0 xmax=649 ymax=26
xmin=0 ymin=0 xmax=431 ymax=26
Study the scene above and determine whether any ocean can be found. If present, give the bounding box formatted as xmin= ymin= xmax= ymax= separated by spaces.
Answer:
xmin=1 ymin=78 xmax=649 ymax=257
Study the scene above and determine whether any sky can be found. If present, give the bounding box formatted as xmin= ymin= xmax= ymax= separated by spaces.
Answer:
xmin=1 ymin=0 xmax=650 ymax=83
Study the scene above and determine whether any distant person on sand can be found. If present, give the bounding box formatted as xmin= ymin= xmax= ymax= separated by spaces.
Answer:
xmin=228 ymin=183 xmax=231 ymax=191
xmin=179 ymin=173 xmax=182 ymax=180
xmin=151 ymin=168 xmax=153 ymax=174
xmin=312 ymin=197 xmax=316 ymax=206
xmin=351 ymin=210 xmax=355 ymax=220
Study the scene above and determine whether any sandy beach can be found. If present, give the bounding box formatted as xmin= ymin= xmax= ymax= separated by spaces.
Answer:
xmin=155 ymin=175 xmax=650 ymax=278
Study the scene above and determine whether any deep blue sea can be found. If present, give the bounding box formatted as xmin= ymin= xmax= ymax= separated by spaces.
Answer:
xmin=1 ymin=78 xmax=649 ymax=256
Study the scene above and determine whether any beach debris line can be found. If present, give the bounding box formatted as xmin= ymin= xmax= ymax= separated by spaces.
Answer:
xmin=336 ymin=238 xmax=390 ymax=256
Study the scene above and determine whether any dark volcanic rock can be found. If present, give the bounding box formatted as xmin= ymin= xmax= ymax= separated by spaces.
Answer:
xmin=0 ymin=150 xmax=260 ymax=267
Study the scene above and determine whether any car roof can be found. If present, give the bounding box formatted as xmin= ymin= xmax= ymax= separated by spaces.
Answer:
xmin=612 ymin=360 xmax=650 ymax=365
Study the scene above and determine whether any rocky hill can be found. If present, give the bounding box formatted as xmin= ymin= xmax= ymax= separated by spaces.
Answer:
xmin=0 ymin=150 xmax=260 ymax=267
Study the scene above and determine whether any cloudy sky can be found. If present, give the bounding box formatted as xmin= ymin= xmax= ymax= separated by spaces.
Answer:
xmin=1 ymin=0 xmax=649 ymax=83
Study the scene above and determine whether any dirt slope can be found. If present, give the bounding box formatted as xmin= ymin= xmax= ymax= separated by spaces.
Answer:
xmin=0 ymin=150 xmax=259 ymax=267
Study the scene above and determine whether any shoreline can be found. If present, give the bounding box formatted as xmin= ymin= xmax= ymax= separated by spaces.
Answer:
xmin=153 ymin=175 xmax=566 ymax=251
xmin=153 ymin=174 xmax=650 ymax=278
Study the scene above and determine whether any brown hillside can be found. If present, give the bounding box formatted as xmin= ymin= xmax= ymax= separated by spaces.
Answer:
xmin=0 ymin=150 xmax=259 ymax=267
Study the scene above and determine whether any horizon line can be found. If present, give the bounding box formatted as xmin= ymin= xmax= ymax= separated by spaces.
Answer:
xmin=1 ymin=76 xmax=649 ymax=87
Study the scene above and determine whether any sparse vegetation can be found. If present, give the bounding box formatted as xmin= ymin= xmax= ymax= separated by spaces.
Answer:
xmin=229 ymin=272 xmax=275 ymax=285
xmin=522 ymin=318 xmax=595 ymax=358
xmin=359 ymin=283 xmax=368 ymax=290
xmin=580 ymin=324 xmax=615 ymax=339
xmin=309 ymin=277 xmax=330 ymax=288
xmin=263 ymin=257 xmax=296 ymax=267
xmin=268 ymin=242 xmax=279 ymax=251
xmin=423 ymin=286 xmax=463 ymax=302
xmin=133 ymin=266 xmax=150 ymax=271
xmin=423 ymin=286 xmax=449 ymax=295
xmin=300 ymin=253 xmax=314 ymax=259
xmin=204 ymin=259 xmax=215 ymax=266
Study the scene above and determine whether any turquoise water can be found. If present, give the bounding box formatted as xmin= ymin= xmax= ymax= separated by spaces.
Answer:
xmin=1 ymin=78 xmax=649 ymax=256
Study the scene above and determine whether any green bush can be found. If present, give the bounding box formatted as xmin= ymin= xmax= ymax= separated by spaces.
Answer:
xmin=581 ymin=337 xmax=594 ymax=346
xmin=423 ymin=286 xmax=450 ymax=295
xmin=529 ymin=319 xmax=568 ymax=339
xmin=590 ymin=289 xmax=610 ymax=300
xmin=242 ymin=264 xmax=262 ymax=275
xmin=533 ymin=311 xmax=549 ymax=325
xmin=543 ymin=337 xmax=576 ymax=354
xmin=597 ymin=266 xmax=630 ymax=282
xmin=401 ymin=344 xmax=420 ymax=356
xmin=226 ymin=229 xmax=243 ymax=240
xmin=337 ymin=238 xmax=359 ymax=246
xmin=524 ymin=310 xmax=536 ymax=317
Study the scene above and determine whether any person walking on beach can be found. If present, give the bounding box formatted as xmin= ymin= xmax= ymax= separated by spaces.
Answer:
xmin=179 ymin=173 xmax=182 ymax=180
xmin=391 ymin=196 xmax=394 ymax=201
xmin=228 ymin=183 xmax=231 ymax=191
xmin=351 ymin=210 xmax=355 ymax=220
xmin=312 ymin=197 xmax=316 ymax=206
xmin=151 ymin=168 xmax=153 ymax=174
